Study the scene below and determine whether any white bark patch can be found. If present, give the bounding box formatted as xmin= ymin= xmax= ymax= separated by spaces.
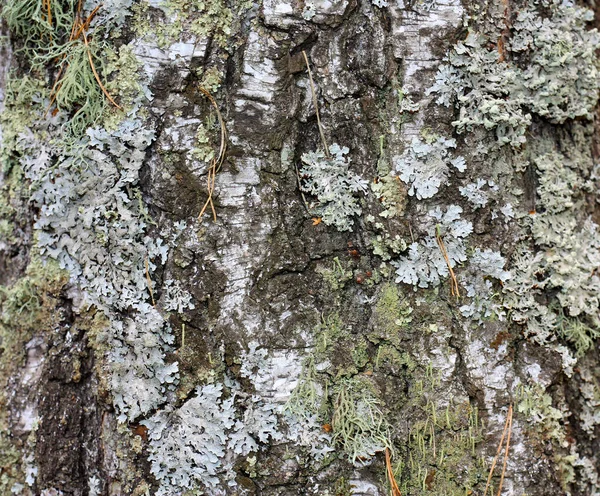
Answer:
xmin=389 ymin=0 xmax=464 ymax=137
xmin=133 ymin=36 xmax=206 ymax=82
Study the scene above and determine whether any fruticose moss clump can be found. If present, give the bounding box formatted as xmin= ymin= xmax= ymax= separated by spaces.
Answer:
xmin=1 ymin=0 xmax=124 ymax=135
xmin=331 ymin=376 xmax=391 ymax=465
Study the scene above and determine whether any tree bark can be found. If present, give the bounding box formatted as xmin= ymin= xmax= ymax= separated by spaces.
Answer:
xmin=1 ymin=0 xmax=600 ymax=495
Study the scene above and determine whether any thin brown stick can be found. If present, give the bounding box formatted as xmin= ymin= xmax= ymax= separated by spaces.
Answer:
xmin=385 ymin=448 xmax=402 ymax=496
xmin=44 ymin=0 xmax=53 ymax=31
xmin=435 ymin=227 xmax=460 ymax=298
xmin=144 ymin=256 xmax=156 ymax=307
xmin=70 ymin=0 xmax=85 ymax=40
xmin=46 ymin=63 xmax=67 ymax=116
xmin=496 ymin=404 xmax=513 ymax=496
xmin=484 ymin=406 xmax=512 ymax=496
xmin=302 ymin=50 xmax=329 ymax=158
xmin=82 ymin=28 xmax=122 ymax=110
xmin=72 ymin=4 xmax=102 ymax=40
xmin=197 ymin=86 xmax=227 ymax=222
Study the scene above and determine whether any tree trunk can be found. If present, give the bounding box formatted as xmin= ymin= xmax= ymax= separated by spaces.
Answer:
xmin=1 ymin=0 xmax=600 ymax=495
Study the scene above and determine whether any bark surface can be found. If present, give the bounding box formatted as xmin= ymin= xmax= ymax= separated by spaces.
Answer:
xmin=1 ymin=0 xmax=600 ymax=495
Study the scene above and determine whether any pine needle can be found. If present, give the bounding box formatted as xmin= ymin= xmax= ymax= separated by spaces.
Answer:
xmin=43 ymin=0 xmax=52 ymax=32
xmin=484 ymin=404 xmax=513 ymax=496
xmin=496 ymin=404 xmax=513 ymax=496
xmin=197 ymin=86 xmax=227 ymax=222
xmin=144 ymin=256 xmax=156 ymax=307
xmin=302 ymin=50 xmax=329 ymax=157
xmin=385 ymin=448 xmax=402 ymax=496
xmin=435 ymin=226 xmax=460 ymax=298
xmin=82 ymin=28 xmax=122 ymax=110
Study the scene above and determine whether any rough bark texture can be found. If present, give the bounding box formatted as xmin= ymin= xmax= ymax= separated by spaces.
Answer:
xmin=1 ymin=0 xmax=600 ymax=495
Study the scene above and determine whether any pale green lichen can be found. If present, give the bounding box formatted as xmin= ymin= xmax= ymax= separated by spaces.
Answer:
xmin=516 ymin=383 xmax=600 ymax=493
xmin=503 ymin=143 xmax=600 ymax=368
xmin=133 ymin=0 xmax=235 ymax=50
xmin=300 ymin=144 xmax=369 ymax=232
xmin=393 ymin=136 xmax=466 ymax=200
xmin=392 ymin=205 xmax=473 ymax=288
xmin=429 ymin=2 xmax=600 ymax=147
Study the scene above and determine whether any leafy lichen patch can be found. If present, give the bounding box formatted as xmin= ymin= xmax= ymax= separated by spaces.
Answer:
xmin=429 ymin=2 xmax=600 ymax=146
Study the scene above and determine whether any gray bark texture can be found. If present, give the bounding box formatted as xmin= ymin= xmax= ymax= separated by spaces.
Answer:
xmin=1 ymin=0 xmax=600 ymax=495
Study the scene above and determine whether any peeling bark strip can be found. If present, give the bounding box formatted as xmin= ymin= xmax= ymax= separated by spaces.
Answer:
xmin=1 ymin=0 xmax=600 ymax=495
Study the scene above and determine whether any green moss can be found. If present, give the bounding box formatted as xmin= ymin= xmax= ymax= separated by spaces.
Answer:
xmin=0 ymin=257 xmax=69 ymax=494
xmin=393 ymin=367 xmax=486 ymax=495
xmin=316 ymin=257 xmax=353 ymax=292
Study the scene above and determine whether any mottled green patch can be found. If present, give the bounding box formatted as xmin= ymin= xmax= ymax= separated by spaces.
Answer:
xmin=371 ymin=283 xmax=412 ymax=341
xmin=0 ymin=257 xmax=69 ymax=494
xmin=103 ymin=45 xmax=146 ymax=128
xmin=393 ymin=368 xmax=486 ymax=495
xmin=0 ymin=74 xmax=47 ymax=168
xmin=198 ymin=66 xmax=222 ymax=93
xmin=516 ymin=384 xmax=575 ymax=489
xmin=133 ymin=0 xmax=235 ymax=50
xmin=316 ymin=257 xmax=353 ymax=292
xmin=190 ymin=122 xmax=216 ymax=164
